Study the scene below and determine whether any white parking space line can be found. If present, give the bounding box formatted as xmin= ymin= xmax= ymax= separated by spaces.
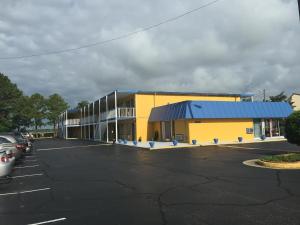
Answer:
xmin=24 ymin=159 xmax=38 ymax=162
xmin=221 ymin=145 xmax=263 ymax=150
xmin=15 ymin=165 xmax=40 ymax=169
xmin=11 ymin=173 xmax=43 ymax=179
xmin=37 ymin=144 xmax=109 ymax=151
xmin=0 ymin=187 xmax=51 ymax=196
xmin=28 ymin=218 xmax=66 ymax=225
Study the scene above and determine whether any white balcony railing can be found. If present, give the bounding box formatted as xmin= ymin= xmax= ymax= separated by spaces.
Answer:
xmin=118 ymin=107 xmax=135 ymax=118
xmin=64 ymin=119 xmax=80 ymax=126
xmin=107 ymin=109 xmax=116 ymax=120
xmin=75 ymin=107 xmax=135 ymax=125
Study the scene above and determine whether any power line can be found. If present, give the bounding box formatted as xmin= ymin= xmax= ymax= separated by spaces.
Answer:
xmin=0 ymin=0 xmax=221 ymax=60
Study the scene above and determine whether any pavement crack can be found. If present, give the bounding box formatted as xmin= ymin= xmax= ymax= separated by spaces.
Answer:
xmin=157 ymin=186 xmax=178 ymax=225
xmin=114 ymin=180 xmax=136 ymax=191
xmin=164 ymin=195 xmax=292 ymax=208
xmin=276 ymin=171 xmax=295 ymax=197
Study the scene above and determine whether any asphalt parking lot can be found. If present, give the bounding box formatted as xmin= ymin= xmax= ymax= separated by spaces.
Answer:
xmin=1 ymin=139 xmax=300 ymax=225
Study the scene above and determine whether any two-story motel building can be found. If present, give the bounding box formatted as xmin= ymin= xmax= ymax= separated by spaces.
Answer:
xmin=58 ymin=90 xmax=292 ymax=144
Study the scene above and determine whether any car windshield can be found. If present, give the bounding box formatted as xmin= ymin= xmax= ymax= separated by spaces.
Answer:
xmin=0 ymin=136 xmax=16 ymax=143
xmin=0 ymin=137 xmax=10 ymax=144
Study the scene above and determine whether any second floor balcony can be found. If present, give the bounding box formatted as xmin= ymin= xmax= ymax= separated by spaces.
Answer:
xmin=75 ymin=107 xmax=135 ymax=125
xmin=100 ymin=107 xmax=135 ymax=120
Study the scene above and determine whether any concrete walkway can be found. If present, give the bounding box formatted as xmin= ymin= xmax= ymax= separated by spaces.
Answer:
xmin=117 ymin=137 xmax=287 ymax=150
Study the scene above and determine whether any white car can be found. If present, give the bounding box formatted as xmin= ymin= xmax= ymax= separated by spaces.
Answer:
xmin=0 ymin=136 xmax=22 ymax=160
xmin=0 ymin=147 xmax=14 ymax=178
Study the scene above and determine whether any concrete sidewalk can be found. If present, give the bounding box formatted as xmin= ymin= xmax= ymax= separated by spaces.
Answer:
xmin=116 ymin=137 xmax=287 ymax=150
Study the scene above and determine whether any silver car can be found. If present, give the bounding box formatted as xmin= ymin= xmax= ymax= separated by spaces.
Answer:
xmin=0 ymin=147 xmax=14 ymax=177
xmin=0 ymin=135 xmax=22 ymax=160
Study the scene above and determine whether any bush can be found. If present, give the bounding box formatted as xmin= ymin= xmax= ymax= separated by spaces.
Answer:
xmin=260 ymin=153 xmax=300 ymax=162
xmin=285 ymin=111 xmax=300 ymax=145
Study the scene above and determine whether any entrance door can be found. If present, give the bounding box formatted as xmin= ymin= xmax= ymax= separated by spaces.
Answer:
xmin=265 ymin=119 xmax=271 ymax=137
xmin=253 ymin=119 xmax=262 ymax=138
xmin=271 ymin=119 xmax=280 ymax=137
xmin=162 ymin=121 xmax=172 ymax=141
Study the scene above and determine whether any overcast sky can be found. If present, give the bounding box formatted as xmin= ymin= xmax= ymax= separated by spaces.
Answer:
xmin=0 ymin=0 xmax=299 ymax=106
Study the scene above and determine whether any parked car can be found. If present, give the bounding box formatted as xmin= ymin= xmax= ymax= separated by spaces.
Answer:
xmin=0 ymin=147 xmax=14 ymax=178
xmin=15 ymin=132 xmax=33 ymax=153
xmin=0 ymin=135 xmax=23 ymax=160
xmin=21 ymin=132 xmax=34 ymax=143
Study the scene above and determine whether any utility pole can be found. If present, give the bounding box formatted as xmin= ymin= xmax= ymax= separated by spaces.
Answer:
xmin=263 ymin=89 xmax=266 ymax=102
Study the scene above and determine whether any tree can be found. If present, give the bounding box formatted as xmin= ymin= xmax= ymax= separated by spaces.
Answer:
xmin=285 ymin=111 xmax=300 ymax=146
xmin=11 ymin=96 xmax=34 ymax=131
xmin=0 ymin=73 xmax=23 ymax=132
xmin=269 ymin=92 xmax=288 ymax=102
xmin=46 ymin=93 xmax=68 ymax=136
xmin=30 ymin=93 xmax=47 ymax=133
xmin=76 ymin=100 xmax=89 ymax=109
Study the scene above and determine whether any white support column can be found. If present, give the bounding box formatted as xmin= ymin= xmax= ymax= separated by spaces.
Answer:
xmin=270 ymin=119 xmax=273 ymax=138
xmin=88 ymin=104 xmax=90 ymax=140
xmin=65 ymin=110 xmax=68 ymax=139
xmin=98 ymin=99 xmax=101 ymax=141
xmin=261 ymin=119 xmax=265 ymax=137
xmin=83 ymin=106 xmax=86 ymax=139
xmin=115 ymin=90 xmax=118 ymax=142
xmin=62 ymin=112 xmax=64 ymax=138
xmin=80 ymin=108 xmax=82 ymax=139
xmin=93 ymin=101 xmax=95 ymax=140
xmin=106 ymin=95 xmax=109 ymax=142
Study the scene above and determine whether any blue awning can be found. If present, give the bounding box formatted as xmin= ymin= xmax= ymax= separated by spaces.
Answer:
xmin=149 ymin=101 xmax=293 ymax=122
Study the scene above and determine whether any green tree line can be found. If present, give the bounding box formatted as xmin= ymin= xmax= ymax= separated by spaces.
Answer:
xmin=0 ymin=72 xmax=69 ymax=134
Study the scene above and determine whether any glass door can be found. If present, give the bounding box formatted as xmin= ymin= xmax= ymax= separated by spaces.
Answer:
xmin=161 ymin=121 xmax=172 ymax=141
xmin=265 ymin=119 xmax=271 ymax=137
xmin=271 ymin=119 xmax=280 ymax=137
xmin=253 ymin=119 xmax=262 ymax=138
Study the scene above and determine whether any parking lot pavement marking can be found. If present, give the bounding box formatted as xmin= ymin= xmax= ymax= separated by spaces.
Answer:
xmin=11 ymin=173 xmax=43 ymax=179
xmin=14 ymin=165 xmax=40 ymax=169
xmin=36 ymin=144 xmax=108 ymax=151
xmin=24 ymin=159 xmax=38 ymax=162
xmin=220 ymin=145 xmax=263 ymax=150
xmin=0 ymin=187 xmax=51 ymax=196
xmin=27 ymin=218 xmax=67 ymax=225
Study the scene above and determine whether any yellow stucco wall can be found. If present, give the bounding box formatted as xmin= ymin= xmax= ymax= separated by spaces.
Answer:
xmin=135 ymin=93 xmax=240 ymax=141
xmin=291 ymin=94 xmax=300 ymax=111
xmin=188 ymin=119 xmax=254 ymax=144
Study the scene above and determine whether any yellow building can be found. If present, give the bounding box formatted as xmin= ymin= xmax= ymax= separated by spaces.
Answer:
xmin=58 ymin=90 xmax=292 ymax=144
xmin=290 ymin=93 xmax=300 ymax=111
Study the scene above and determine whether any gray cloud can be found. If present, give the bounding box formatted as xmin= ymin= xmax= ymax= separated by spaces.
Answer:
xmin=0 ymin=0 xmax=299 ymax=106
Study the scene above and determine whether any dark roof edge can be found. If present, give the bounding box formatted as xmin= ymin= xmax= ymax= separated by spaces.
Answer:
xmin=116 ymin=90 xmax=250 ymax=97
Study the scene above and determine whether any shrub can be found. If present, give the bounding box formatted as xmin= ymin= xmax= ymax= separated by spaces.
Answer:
xmin=260 ymin=153 xmax=300 ymax=162
xmin=285 ymin=111 xmax=300 ymax=145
